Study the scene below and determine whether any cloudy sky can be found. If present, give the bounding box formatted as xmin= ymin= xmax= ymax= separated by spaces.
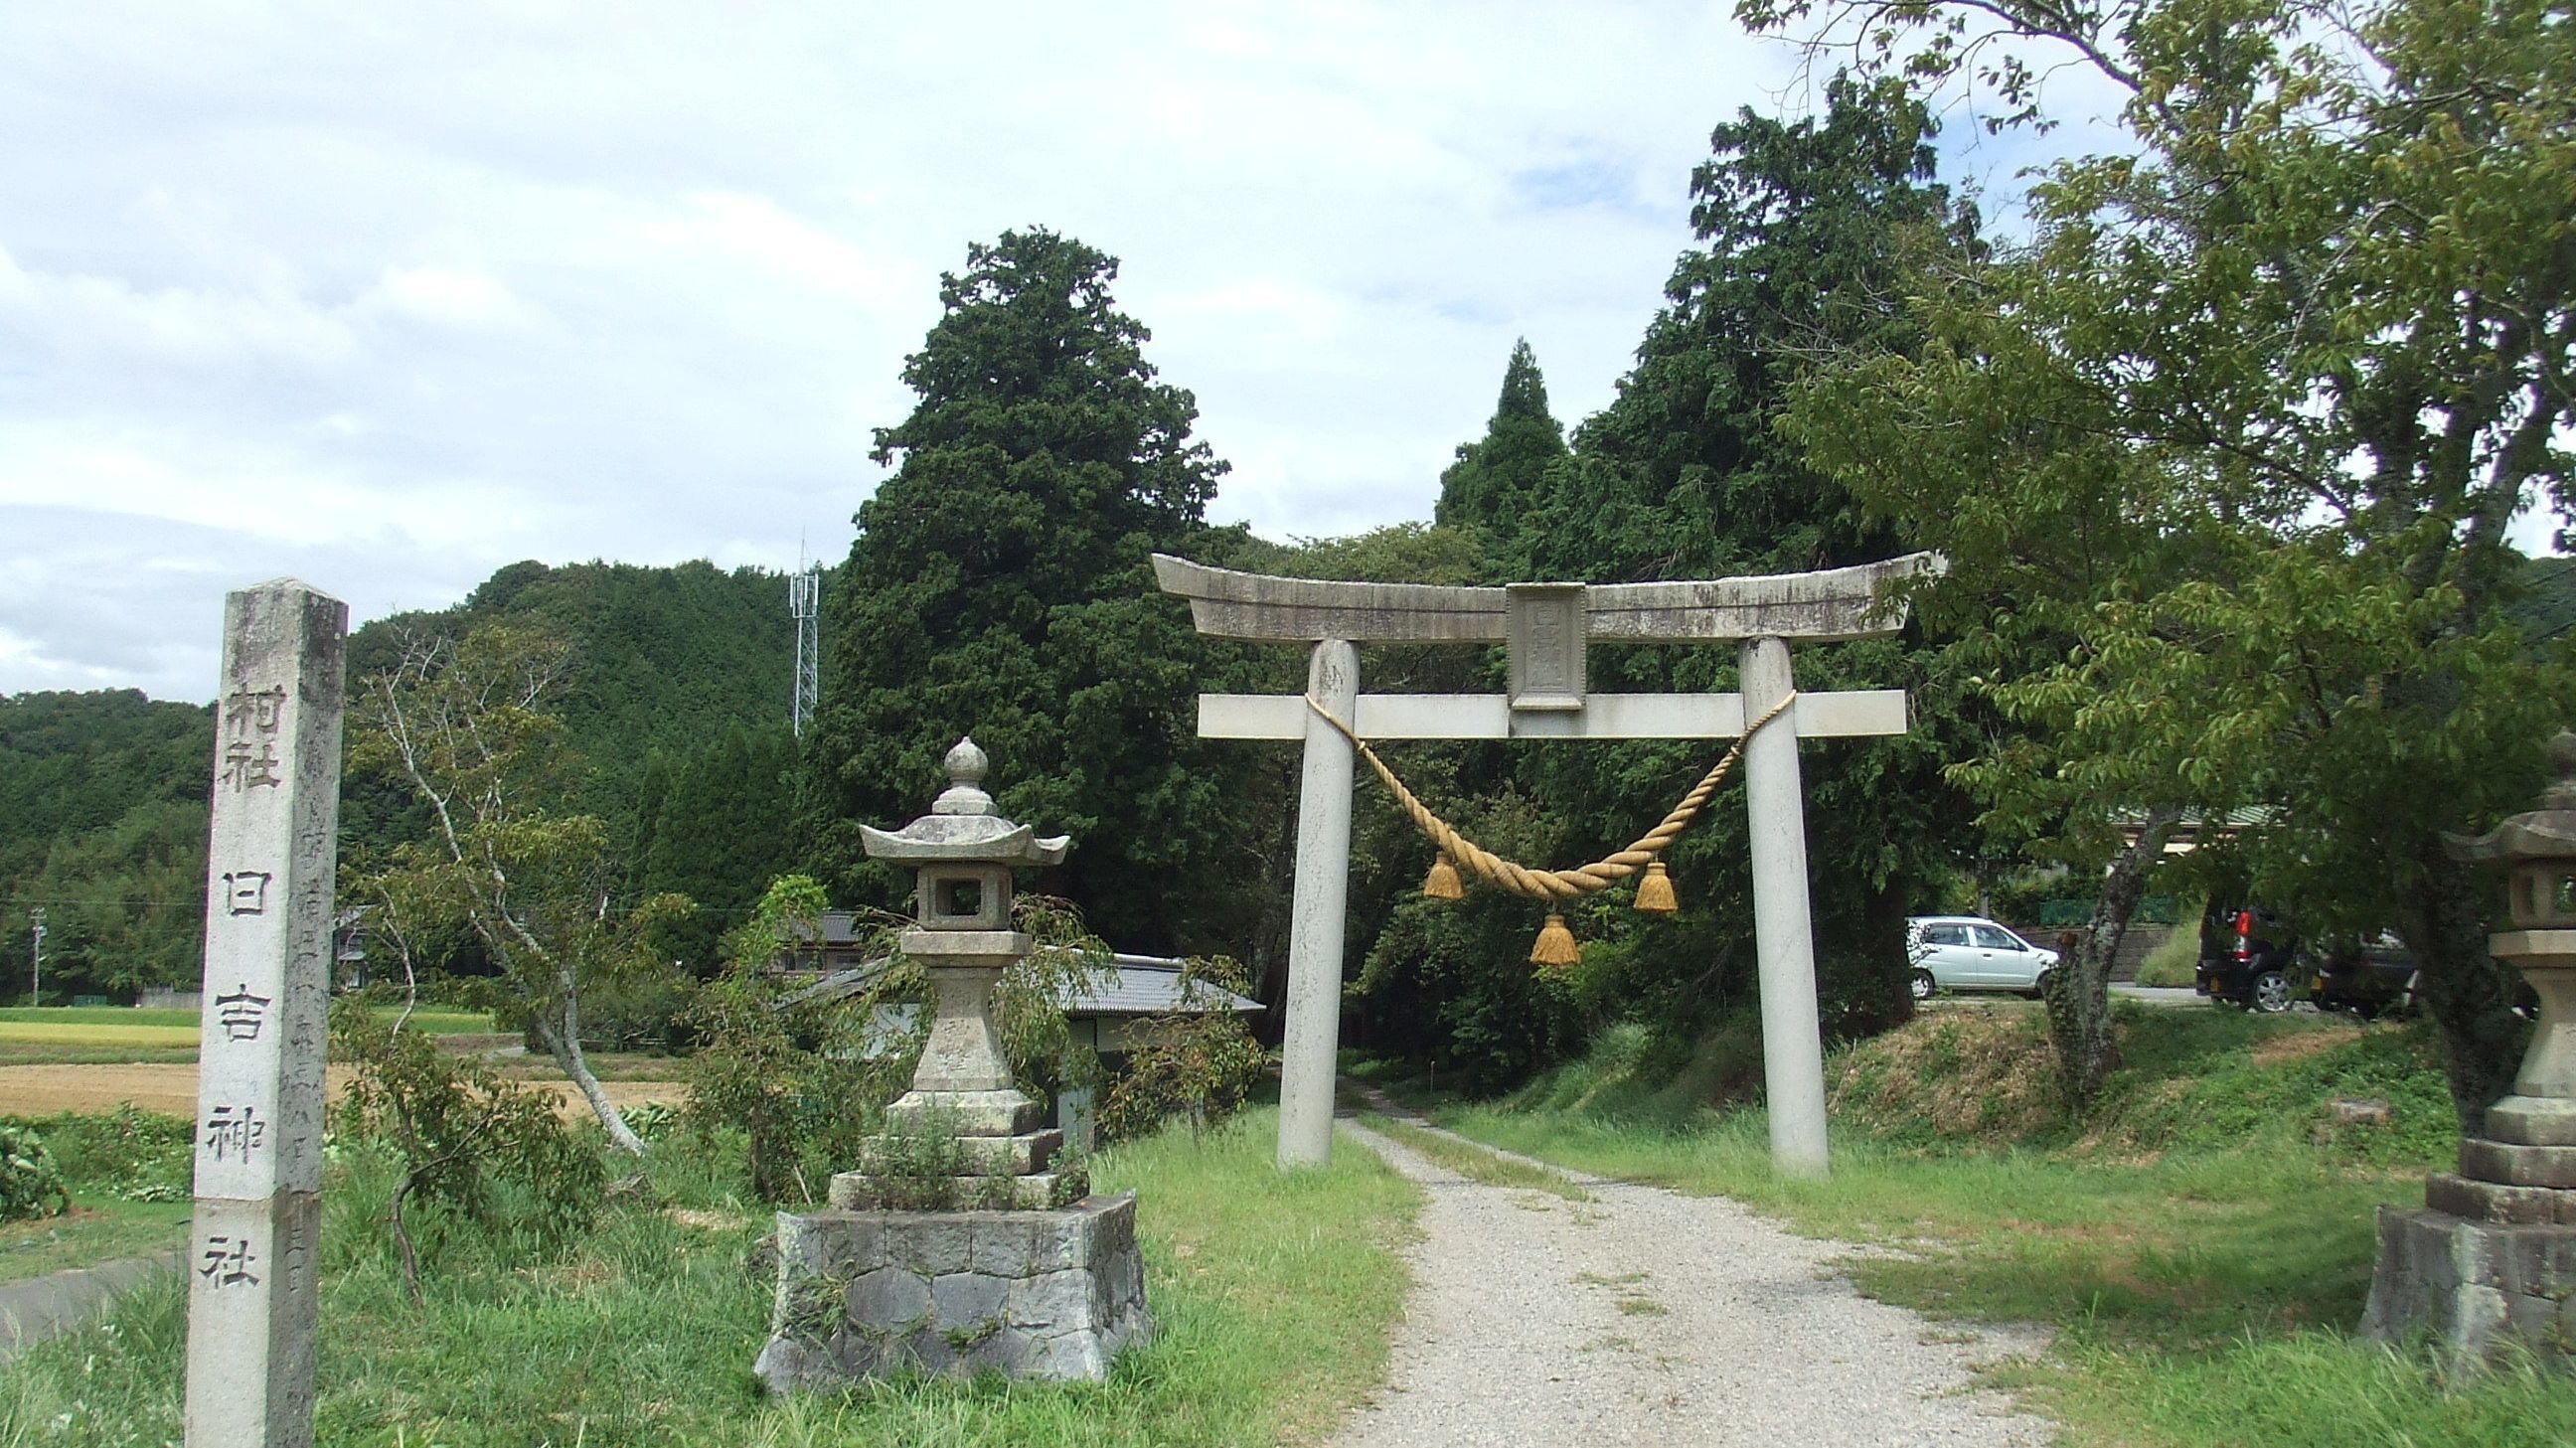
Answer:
xmin=0 ymin=2 xmax=2086 ymax=704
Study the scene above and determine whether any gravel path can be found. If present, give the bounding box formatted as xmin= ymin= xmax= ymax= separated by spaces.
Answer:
xmin=1330 ymin=1113 xmax=2052 ymax=1448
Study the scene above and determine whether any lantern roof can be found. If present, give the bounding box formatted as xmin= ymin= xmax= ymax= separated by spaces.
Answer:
xmin=2446 ymin=731 xmax=2576 ymax=864
xmin=859 ymin=736 xmax=1070 ymax=867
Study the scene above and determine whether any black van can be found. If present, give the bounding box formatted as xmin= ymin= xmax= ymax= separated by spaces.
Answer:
xmin=2196 ymin=904 xmax=2300 ymax=1012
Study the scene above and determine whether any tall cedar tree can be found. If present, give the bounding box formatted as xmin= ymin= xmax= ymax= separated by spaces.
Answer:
xmin=805 ymin=230 xmax=1239 ymax=949
xmin=633 ymin=724 xmax=797 ymax=970
xmin=1433 ymin=340 xmax=1570 ymax=541
xmin=1492 ymin=79 xmax=1985 ymax=1049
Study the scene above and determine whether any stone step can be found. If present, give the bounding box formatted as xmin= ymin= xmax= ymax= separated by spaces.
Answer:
xmin=2486 ymin=1095 xmax=2576 ymax=1147
xmin=858 ymin=1130 xmax=1060 ymax=1179
xmin=2426 ymin=1171 xmax=2576 ymax=1225
xmin=884 ymin=1090 xmax=1048 ymax=1137
xmin=2461 ymin=1137 xmax=2576 ymax=1190
xmin=830 ymin=1170 xmax=1071 ymax=1212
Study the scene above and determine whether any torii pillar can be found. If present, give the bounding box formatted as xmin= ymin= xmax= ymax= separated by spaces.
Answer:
xmin=1156 ymin=553 xmax=1942 ymax=1178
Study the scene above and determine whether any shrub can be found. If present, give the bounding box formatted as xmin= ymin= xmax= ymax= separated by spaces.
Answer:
xmin=331 ymin=998 xmax=605 ymax=1299
xmin=1 ymin=1122 xmax=72 ymax=1222
xmin=15 ymin=1105 xmax=192 ymax=1201
xmin=1099 ymin=956 xmax=1270 ymax=1143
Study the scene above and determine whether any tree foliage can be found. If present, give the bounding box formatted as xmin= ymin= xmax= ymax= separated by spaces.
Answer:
xmin=1434 ymin=339 xmax=1570 ymax=547
xmin=684 ymin=876 xmax=889 ymax=1202
xmin=1743 ymin=0 xmax=2576 ymax=1121
xmin=330 ymin=998 xmax=605 ymax=1302
xmin=631 ymin=723 xmax=797 ymax=971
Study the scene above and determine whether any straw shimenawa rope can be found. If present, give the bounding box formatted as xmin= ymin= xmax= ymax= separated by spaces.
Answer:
xmin=1302 ymin=690 xmax=1799 ymax=903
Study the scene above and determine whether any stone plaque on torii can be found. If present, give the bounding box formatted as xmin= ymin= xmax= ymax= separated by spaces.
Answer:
xmin=1153 ymin=551 xmax=1943 ymax=1178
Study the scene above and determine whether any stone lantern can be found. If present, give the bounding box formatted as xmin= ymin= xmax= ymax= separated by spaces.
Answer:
xmin=2443 ymin=730 xmax=2576 ymax=1149
xmin=841 ymin=735 xmax=1069 ymax=1184
xmin=752 ymin=737 xmax=1152 ymax=1390
xmin=2361 ymin=730 xmax=2576 ymax=1364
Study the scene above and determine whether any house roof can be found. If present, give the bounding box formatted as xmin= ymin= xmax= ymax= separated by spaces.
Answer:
xmin=778 ymin=947 xmax=1262 ymax=1019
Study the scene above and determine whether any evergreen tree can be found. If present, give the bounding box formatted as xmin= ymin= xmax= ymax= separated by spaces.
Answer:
xmin=804 ymin=229 xmax=1248 ymax=950
xmin=635 ymin=724 xmax=796 ymax=969
xmin=1433 ymin=340 xmax=1569 ymax=543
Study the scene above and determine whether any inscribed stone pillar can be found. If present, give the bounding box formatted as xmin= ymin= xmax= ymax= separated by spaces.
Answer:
xmin=1739 ymin=635 xmax=1830 ymax=1179
xmin=1279 ymin=638 xmax=1359 ymax=1169
xmin=186 ymin=580 xmax=346 ymax=1448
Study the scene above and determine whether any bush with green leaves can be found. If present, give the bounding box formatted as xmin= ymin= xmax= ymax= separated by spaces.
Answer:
xmin=1 ymin=1121 xmax=71 ymax=1222
xmin=1099 ymin=955 xmax=1270 ymax=1143
xmin=687 ymin=877 xmax=1115 ymax=1202
xmin=13 ymin=1104 xmax=192 ymax=1203
xmin=330 ymin=998 xmax=605 ymax=1300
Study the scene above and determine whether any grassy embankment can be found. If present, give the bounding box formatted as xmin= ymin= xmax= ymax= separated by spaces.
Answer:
xmin=1 ymin=1105 xmax=1419 ymax=1447
xmin=1355 ymin=1002 xmax=2576 ymax=1447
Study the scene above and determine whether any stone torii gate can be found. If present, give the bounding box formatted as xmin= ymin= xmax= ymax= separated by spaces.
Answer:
xmin=1153 ymin=551 xmax=1941 ymax=1179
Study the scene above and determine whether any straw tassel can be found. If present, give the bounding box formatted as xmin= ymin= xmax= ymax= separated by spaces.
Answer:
xmin=1530 ymin=912 xmax=1580 ymax=967
xmin=1421 ymin=851 xmax=1466 ymax=900
xmin=1633 ymin=861 xmax=1677 ymax=913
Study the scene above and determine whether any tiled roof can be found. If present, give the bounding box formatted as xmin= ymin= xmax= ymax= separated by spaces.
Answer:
xmin=780 ymin=948 xmax=1261 ymax=1018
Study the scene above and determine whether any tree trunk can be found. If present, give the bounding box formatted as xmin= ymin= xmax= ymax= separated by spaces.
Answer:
xmin=533 ymin=985 xmax=645 ymax=1156
xmin=2396 ymin=837 xmax=2532 ymax=1136
xmin=2049 ymin=809 xmax=2178 ymax=1114
xmin=1852 ymin=876 xmax=1917 ymax=1037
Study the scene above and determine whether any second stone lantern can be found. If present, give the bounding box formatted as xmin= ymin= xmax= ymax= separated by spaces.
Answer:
xmin=837 ymin=736 xmax=1073 ymax=1209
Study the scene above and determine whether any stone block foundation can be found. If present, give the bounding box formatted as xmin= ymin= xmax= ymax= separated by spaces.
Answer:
xmin=752 ymin=1193 xmax=1151 ymax=1389
xmin=2361 ymin=1204 xmax=2576 ymax=1365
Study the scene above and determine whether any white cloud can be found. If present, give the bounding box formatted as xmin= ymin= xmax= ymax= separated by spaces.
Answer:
xmin=364 ymin=264 xmax=534 ymax=330
xmin=0 ymin=1 xmax=1815 ymax=701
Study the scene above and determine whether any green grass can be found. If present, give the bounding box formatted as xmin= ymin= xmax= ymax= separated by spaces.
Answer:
xmin=1355 ymin=1112 xmax=1589 ymax=1201
xmin=0 ymin=1107 xmax=194 ymax=1281
xmin=0 ymin=1043 xmax=200 ymax=1066
xmin=0 ymin=1196 xmax=189 ymax=1284
xmin=0 ymin=1022 xmax=197 ymax=1047
xmin=0 ymin=1007 xmax=497 ymax=1064
xmin=1 ymin=1106 xmax=1421 ymax=1447
xmin=1393 ymin=1007 xmax=2576 ymax=1448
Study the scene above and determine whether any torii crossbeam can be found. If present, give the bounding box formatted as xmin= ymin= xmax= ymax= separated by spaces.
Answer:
xmin=1156 ymin=552 xmax=1941 ymax=1178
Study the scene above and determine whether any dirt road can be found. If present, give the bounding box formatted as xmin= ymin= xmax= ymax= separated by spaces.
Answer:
xmin=1331 ymin=1114 xmax=2051 ymax=1448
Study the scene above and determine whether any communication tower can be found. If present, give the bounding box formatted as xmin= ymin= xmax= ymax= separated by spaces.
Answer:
xmin=789 ymin=560 xmax=821 ymax=738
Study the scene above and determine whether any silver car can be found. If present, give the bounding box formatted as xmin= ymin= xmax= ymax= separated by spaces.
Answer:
xmin=1905 ymin=915 xmax=2060 ymax=1000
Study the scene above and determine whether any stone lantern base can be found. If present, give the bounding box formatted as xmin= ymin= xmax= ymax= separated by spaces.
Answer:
xmin=752 ymin=1195 xmax=1153 ymax=1388
xmin=2362 ymin=1115 xmax=2576 ymax=1364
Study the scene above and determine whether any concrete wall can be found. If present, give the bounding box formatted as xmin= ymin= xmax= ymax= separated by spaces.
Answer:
xmin=2000 ymin=922 xmax=2176 ymax=984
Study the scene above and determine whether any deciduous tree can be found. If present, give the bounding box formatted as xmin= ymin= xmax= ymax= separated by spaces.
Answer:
xmin=352 ymin=622 xmax=689 ymax=1155
xmin=1742 ymin=0 xmax=2576 ymax=1122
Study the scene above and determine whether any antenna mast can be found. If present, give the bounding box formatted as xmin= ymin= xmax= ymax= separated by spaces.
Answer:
xmin=789 ymin=554 xmax=821 ymax=738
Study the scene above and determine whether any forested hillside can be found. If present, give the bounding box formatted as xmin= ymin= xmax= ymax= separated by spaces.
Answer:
xmin=349 ymin=558 xmax=794 ymax=821
xmin=4 ymin=559 xmax=799 ymax=999
xmin=0 ymin=691 xmax=214 ymax=997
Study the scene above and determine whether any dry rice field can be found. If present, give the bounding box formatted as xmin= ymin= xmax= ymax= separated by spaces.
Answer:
xmin=0 ymin=1062 xmax=686 ymax=1118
